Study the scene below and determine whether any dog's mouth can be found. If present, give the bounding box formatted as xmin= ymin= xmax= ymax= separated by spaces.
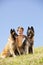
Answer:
xmin=12 ymin=32 xmax=18 ymax=40
xmin=12 ymin=32 xmax=18 ymax=36
xmin=14 ymin=33 xmax=18 ymax=37
xmin=28 ymin=34 xmax=32 ymax=38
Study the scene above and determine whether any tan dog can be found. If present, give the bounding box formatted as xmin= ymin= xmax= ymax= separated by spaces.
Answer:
xmin=1 ymin=29 xmax=18 ymax=58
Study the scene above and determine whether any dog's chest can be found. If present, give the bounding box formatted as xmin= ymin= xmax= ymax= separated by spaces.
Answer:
xmin=28 ymin=37 xmax=34 ymax=43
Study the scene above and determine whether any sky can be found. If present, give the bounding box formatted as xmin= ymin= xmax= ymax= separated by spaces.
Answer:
xmin=0 ymin=0 xmax=43 ymax=52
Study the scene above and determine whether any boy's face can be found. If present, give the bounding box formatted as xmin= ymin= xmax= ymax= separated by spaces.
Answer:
xmin=18 ymin=28 xmax=24 ymax=35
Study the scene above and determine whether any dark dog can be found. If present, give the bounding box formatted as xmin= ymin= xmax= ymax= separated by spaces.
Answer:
xmin=27 ymin=26 xmax=34 ymax=54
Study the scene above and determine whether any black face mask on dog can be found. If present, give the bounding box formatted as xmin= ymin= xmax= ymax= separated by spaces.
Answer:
xmin=27 ymin=26 xmax=34 ymax=38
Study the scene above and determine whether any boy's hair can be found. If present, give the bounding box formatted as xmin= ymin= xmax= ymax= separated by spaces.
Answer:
xmin=17 ymin=26 xmax=24 ymax=32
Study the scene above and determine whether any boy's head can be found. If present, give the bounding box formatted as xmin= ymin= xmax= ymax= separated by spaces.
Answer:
xmin=17 ymin=26 xmax=24 ymax=35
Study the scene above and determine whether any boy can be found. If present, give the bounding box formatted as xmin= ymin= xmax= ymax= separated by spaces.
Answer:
xmin=16 ymin=26 xmax=28 ymax=55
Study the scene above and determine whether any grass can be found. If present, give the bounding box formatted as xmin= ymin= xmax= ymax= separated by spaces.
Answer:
xmin=0 ymin=47 xmax=43 ymax=65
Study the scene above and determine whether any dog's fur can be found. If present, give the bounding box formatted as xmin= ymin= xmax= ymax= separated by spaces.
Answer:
xmin=27 ymin=26 xmax=34 ymax=54
xmin=1 ymin=29 xmax=18 ymax=58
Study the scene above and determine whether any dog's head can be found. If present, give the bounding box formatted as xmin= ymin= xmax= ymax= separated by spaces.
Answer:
xmin=27 ymin=26 xmax=34 ymax=38
xmin=10 ymin=29 xmax=18 ymax=40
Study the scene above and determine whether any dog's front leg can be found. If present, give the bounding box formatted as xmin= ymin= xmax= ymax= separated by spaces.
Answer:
xmin=17 ymin=47 xmax=21 ymax=55
xmin=10 ymin=49 xmax=16 ymax=57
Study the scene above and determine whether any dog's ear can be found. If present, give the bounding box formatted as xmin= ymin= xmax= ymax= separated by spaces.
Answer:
xmin=10 ymin=29 xmax=13 ymax=34
xmin=13 ymin=29 xmax=15 ymax=32
xmin=27 ymin=26 xmax=30 ymax=36
xmin=31 ymin=26 xmax=34 ymax=32
xmin=28 ymin=26 xmax=30 ymax=29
